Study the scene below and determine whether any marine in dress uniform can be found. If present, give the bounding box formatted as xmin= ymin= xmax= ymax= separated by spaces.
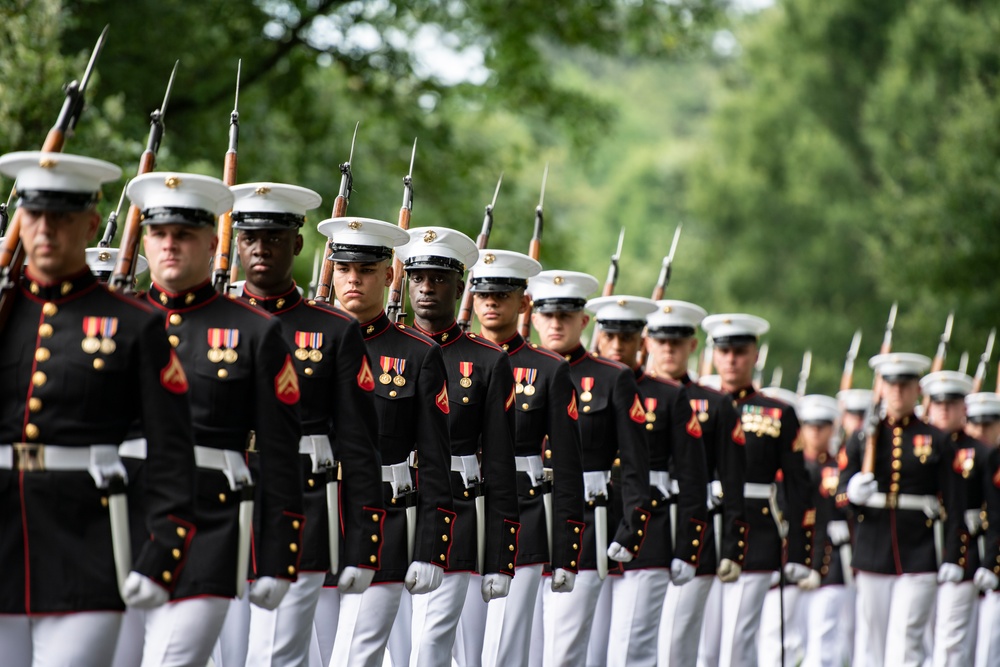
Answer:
xmin=921 ymin=371 xmax=983 ymax=667
xmin=838 ymin=353 xmax=967 ymax=667
xmin=968 ymin=392 xmax=1000 ymax=667
xmin=128 ymin=172 xmax=306 ymax=667
xmin=469 ymin=250 xmax=586 ymax=667
xmin=397 ymin=227 xmax=520 ymax=667
xmin=527 ymin=270 xmax=652 ymax=667
xmin=587 ymin=295 xmax=708 ymax=667
xmin=702 ymin=313 xmax=815 ymax=667
xmin=643 ymin=300 xmax=748 ymax=667
xmin=320 ymin=216 xmax=455 ymax=667
xmin=226 ymin=183 xmax=383 ymax=667
xmin=0 ymin=152 xmax=197 ymax=667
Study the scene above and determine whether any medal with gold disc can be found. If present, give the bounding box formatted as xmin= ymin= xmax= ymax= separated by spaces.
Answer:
xmin=459 ymin=361 xmax=473 ymax=388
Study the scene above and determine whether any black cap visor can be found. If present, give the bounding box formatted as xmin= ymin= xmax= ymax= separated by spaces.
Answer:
xmin=18 ymin=189 xmax=99 ymax=212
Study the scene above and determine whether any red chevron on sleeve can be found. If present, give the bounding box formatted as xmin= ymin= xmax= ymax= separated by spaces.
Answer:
xmin=160 ymin=350 xmax=189 ymax=394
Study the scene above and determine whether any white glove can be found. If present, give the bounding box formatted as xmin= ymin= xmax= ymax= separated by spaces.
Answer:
xmin=769 ymin=570 xmax=780 ymax=587
xmin=404 ymin=561 xmax=443 ymax=595
xmin=826 ymin=520 xmax=851 ymax=546
xmin=121 ymin=571 xmax=169 ymax=609
xmin=937 ymin=562 xmax=964 ymax=584
xmin=551 ymin=568 xmax=577 ymax=593
xmin=784 ymin=562 xmax=812 ymax=583
xmin=249 ymin=576 xmax=291 ymax=610
xmin=846 ymin=472 xmax=878 ymax=505
xmin=337 ymin=566 xmax=376 ymax=594
xmin=707 ymin=481 xmax=723 ymax=510
xmin=481 ymin=573 xmax=513 ymax=602
xmin=717 ymin=558 xmax=742 ymax=583
xmin=607 ymin=541 xmax=633 ymax=563
xmin=798 ymin=569 xmax=822 ymax=591
xmin=670 ymin=558 xmax=696 ymax=585
xmin=974 ymin=567 xmax=999 ymax=592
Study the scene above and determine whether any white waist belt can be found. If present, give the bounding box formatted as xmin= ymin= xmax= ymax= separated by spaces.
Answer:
xmin=515 ymin=455 xmax=545 ymax=487
xmin=650 ymin=470 xmax=673 ymax=499
xmin=194 ymin=446 xmax=252 ymax=492
xmin=744 ymin=482 xmax=776 ymax=500
xmin=966 ymin=508 xmax=984 ymax=535
xmin=119 ymin=438 xmax=147 ymax=459
xmin=0 ymin=443 xmax=126 ymax=489
xmin=300 ymin=434 xmax=335 ymax=474
xmin=584 ymin=470 xmax=612 ymax=502
xmin=864 ymin=492 xmax=941 ymax=518
xmin=451 ymin=454 xmax=482 ymax=489
xmin=381 ymin=460 xmax=414 ymax=498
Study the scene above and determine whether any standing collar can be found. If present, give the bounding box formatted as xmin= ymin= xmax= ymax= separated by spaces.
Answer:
xmin=731 ymin=385 xmax=757 ymax=402
xmin=497 ymin=332 xmax=526 ymax=354
xmin=563 ymin=344 xmax=588 ymax=365
xmin=22 ymin=266 xmax=97 ymax=302
xmin=242 ymin=282 xmax=302 ymax=314
xmin=360 ymin=312 xmax=392 ymax=340
xmin=148 ymin=280 xmax=218 ymax=311
xmin=413 ymin=320 xmax=462 ymax=346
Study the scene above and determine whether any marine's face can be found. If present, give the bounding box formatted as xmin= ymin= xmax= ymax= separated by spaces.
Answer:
xmin=19 ymin=207 xmax=99 ymax=282
xmin=333 ymin=259 xmax=392 ymax=322
xmin=473 ymin=289 xmax=526 ymax=332
xmin=237 ymin=228 xmax=302 ymax=295
xmin=143 ymin=223 xmax=217 ymax=292
xmin=927 ymin=398 xmax=966 ymax=433
xmin=408 ymin=268 xmax=462 ymax=322
xmin=714 ymin=343 xmax=757 ymax=391
xmin=532 ymin=310 xmax=589 ymax=354
xmin=801 ymin=422 xmax=834 ymax=457
xmin=883 ymin=379 xmax=920 ymax=420
xmin=646 ymin=336 xmax=698 ymax=380
xmin=598 ymin=330 xmax=643 ymax=369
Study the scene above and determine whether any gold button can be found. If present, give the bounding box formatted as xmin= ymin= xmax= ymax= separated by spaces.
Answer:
xmin=305 ymin=368 xmax=314 ymax=376
xmin=892 ymin=448 xmax=902 ymax=457
xmin=39 ymin=323 xmax=53 ymax=338
xmin=28 ymin=397 xmax=42 ymax=412
xmin=218 ymin=369 xmax=229 ymax=379
xmin=926 ymin=519 xmax=933 ymax=528
xmin=510 ymin=527 xmax=516 ymax=534
xmin=890 ymin=483 xmax=899 ymax=492
xmin=583 ymin=406 xmax=591 ymax=412
xmin=462 ymin=397 xmax=469 ymax=404
xmin=545 ymin=449 xmax=552 ymax=460
xmin=508 ymin=562 xmax=514 ymax=569
xmin=219 ymin=493 xmax=226 ymax=502
xmin=640 ymin=514 xmax=647 ymax=522
xmin=370 ymin=555 xmax=378 ymax=564
xmin=100 ymin=496 xmax=108 ymax=507
xmin=35 ymin=348 xmax=50 ymax=362
xmin=288 ymin=566 xmax=296 ymax=575
xmin=42 ymin=303 xmax=57 ymax=317
xmin=633 ymin=545 xmax=639 ymax=552
xmin=371 ymin=534 xmax=379 ymax=543
xmin=172 ymin=548 xmax=181 ymax=560
xmin=169 ymin=313 xmax=182 ymax=326
xmin=93 ymin=359 xmax=104 ymax=370
xmin=463 ymin=491 xmax=469 ymax=498
xmin=646 ymin=423 xmax=653 ymax=430
xmin=891 ymin=472 xmax=900 ymax=480
xmin=740 ymin=526 xmax=746 ymax=533
xmin=162 ymin=571 xmax=172 ymax=583
xmin=444 ymin=517 xmax=451 ymax=524
xmin=892 ymin=460 xmax=901 ymax=470
xmin=390 ymin=498 xmax=397 ymax=505
xmin=696 ymin=525 xmax=703 ymax=532
xmin=690 ymin=555 xmax=696 ymax=561
xmin=508 ymin=544 xmax=514 ymax=551
xmin=293 ymin=520 xmax=301 ymax=529
xmin=638 ymin=530 xmax=644 ymax=537
xmin=440 ymin=555 xmax=446 ymax=562
xmin=372 ymin=514 xmax=379 ymax=522
xmin=529 ymin=489 xmax=535 ymax=496
xmin=168 ymin=335 xmax=179 ymax=347
xmin=25 ymin=423 xmax=39 ymax=440
xmin=290 ymin=543 xmax=298 ymax=552
xmin=738 ymin=540 xmax=745 ymax=547
xmin=651 ymin=499 xmax=658 ymax=507
xmin=390 ymin=390 xmax=397 ymax=397
xmin=762 ymin=507 xmax=769 ymax=515
xmin=61 ymin=282 xmax=71 ymax=295
xmin=572 ymin=543 xmax=578 ymax=550
xmin=308 ymin=478 xmax=315 ymax=487
xmin=32 ymin=371 xmax=47 ymax=387
xmin=805 ymin=531 xmax=812 ymax=538
xmin=892 ymin=437 xmax=902 ymax=446
xmin=177 ymin=527 xmax=187 ymax=538
xmin=805 ymin=558 xmax=811 ymax=565
xmin=574 ymin=527 xmax=581 ymax=534
xmin=522 ymin=403 xmax=529 ymax=410
xmin=893 ymin=427 xmax=902 ymax=436
xmin=442 ymin=535 xmax=449 ymax=542
xmin=570 ymin=560 xmax=577 ymax=567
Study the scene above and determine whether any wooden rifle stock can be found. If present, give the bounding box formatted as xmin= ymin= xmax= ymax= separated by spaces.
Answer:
xmin=385 ymin=139 xmax=416 ymax=323
xmin=518 ymin=236 xmax=542 ymax=339
xmin=315 ymin=123 xmax=358 ymax=303
xmin=458 ymin=175 xmax=502 ymax=332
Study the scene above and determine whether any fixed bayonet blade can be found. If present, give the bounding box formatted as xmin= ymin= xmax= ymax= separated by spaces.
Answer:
xmin=614 ymin=228 xmax=626 ymax=260
xmin=984 ymin=329 xmax=996 ymax=365
xmin=942 ymin=311 xmax=955 ymax=343
xmin=666 ymin=223 xmax=683 ymax=265
xmin=78 ymin=25 xmax=110 ymax=98
xmin=408 ymin=137 xmax=417 ymax=177
xmin=99 ymin=181 xmax=129 ymax=247
xmin=797 ymin=350 xmax=812 ymax=396
xmin=348 ymin=121 xmax=360 ymax=164
xmin=159 ymin=60 xmax=179 ymax=118
xmin=848 ymin=329 xmax=862 ymax=361
xmin=958 ymin=351 xmax=969 ymax=375
xmin=490 ymin=172 xmax=503 ymax=210
xmin=755 ymin=342 xmax=770 ymax=373
xmin=770 ymin=367 xmax=783 ymax=388
xmin=233 ymin=59 xmax=242 ymax=115
xmin=538 ymin=163 xmax=549 ymax=210
xmin=882 ymin=301 xmax=898 ymax=349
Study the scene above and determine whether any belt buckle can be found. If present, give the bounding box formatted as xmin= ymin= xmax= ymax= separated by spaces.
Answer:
xmin=14 ymin=443 xmax=45 ymax=471
xmin=886 ymin=492 xmax=898 ymax=510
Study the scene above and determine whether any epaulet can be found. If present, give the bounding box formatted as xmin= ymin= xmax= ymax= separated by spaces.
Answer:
xmin=394 ymin=322 xmax=435 ymax=346
xmin=526 ymin=343 xmax=565 ymax=362
xmin=466 ymin=332 xmax=503 ymax=352
xmin=304 ymin=299 xmax=355 ymax=322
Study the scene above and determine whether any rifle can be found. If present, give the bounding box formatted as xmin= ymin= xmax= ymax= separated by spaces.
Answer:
xmin=0 ymin=26 xmax=109 ymax=327
xmin=973 ymin=328 xmax=995 ymax=393
xmin=921 ymin=311 xmax=954 ymax=414
xmin=840 ymin=329 xmax=863 ymax=392
xmin=457 ymin=174 xmax=503 ymax=332
xmin=862 ymin=302 xmax=898 ymax=474
xmin=100 ymin=184 xmax=129 ymax=248
xmin=769 ymin=367 xmax=783 ymax=389
xmin=651 ymin=223 xmax=683 ymax=303
xmin=314 ymin=122 xmax=359 ymax=303
xmin=385 ymin=139 xmax=417 ymax=323
xmin=957 ymin=351 xmax=969 ymax=375
xmin=212 ymin=61 xmax=241 ymax=294
xmin=589 ymin=227 xmax=625 ymax=352
xmin=796 ymin=350 xmax=812 ymax=397
xmin=699 ymin=335 xmax=715 ymax=379
xmin=0 ymin=188 xmax=16 ymax=237
xmin=307 ymin=248 xmax=322 ymax=299
xmin=518 ymin=164 xmax=548 ymax=339
xmin=752 ymin=342 xmax=769 ymax=389
xmin=110 ymin=60 xmax=178 ymax=291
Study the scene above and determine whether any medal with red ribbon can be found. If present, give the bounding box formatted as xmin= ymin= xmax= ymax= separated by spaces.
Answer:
xmin=514 ymin=367 xmax=527 ymax=394
xmin=459 ymin=361 xmax=474 ymax=388
xmin=644 ymin=397 xmax=658 ymax=423
xmin=523 ymin=368 xmax=538 ymax=396
xmin=379 ymin=356 xmax=394 ymax=385
xmin=580 ymin=377 xmax=595 ymax=402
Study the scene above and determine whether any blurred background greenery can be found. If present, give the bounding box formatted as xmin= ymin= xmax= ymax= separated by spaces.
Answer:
xmin=3 ymin=0 xmax=998 ymax=395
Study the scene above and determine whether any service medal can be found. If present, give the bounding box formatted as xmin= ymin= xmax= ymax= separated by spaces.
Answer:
xmin=580 ymin=376 xmax=595 ymax=402
xmin=522 ymin=369 xmax=538 ymax=397
xmin=81 ymin=317 xmax=102 ymax=354
xmin=580 ymin=391 xmax=593 ymax=402
xmin=460 ymin=377 xmax=472 ymax=388
xmin=514 ymin=367 xmax=527 ymax=394
xmin=309 ymin=349 xmax=323 ymax=363
xmin=644 ymin=398 xmax=657 ymax=423
xmin=524 ymin=385 xmax=536 ymax=396
xmin=379 ymin=373 xmax=393 ymax=385
xmin=393 ymin=375 xmax=406 ymax=387
xmin=459 ymin=361 xmax=473 ymax=389
xmin=99 ymin=338 xmax=117 ymax=355
xmin=515 ymin=384 xmax=524 ymax=394
xmin=82 ymin=337 xmax=101 ymax=354
xmin=699 ymin=412 xmax=709 ymax=422
xmin=295 ymin=348 xmax=310 ymax=361
xmin=208 ymin=348 xmax=224 ymax=363
xmin=223 ymin=348 xmax=239 ymax=364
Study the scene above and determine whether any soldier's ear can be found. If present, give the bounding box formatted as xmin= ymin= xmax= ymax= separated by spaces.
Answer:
xmin=294 ymin=234 xmax=304 ymax=256
xmin=208 ymin=230 xmax=219 ymax=254
xmin=581 ymin=314 xmax=590 ymax=328
xmin=456 ymin=279 xmax=465 ymax=300
xmin=383 ymin=262 xmax=394 ymax=286
xmin=688 ymin=338 xmax=699 ymax=354
xmin=518 ymin=292 xmax=530 ymax=314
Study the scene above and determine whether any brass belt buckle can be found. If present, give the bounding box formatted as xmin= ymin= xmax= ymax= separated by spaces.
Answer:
xmin=886 ymin=492 xmax=898 ymax=510
xmin=14 ymin=443 xmax=45 ymax=471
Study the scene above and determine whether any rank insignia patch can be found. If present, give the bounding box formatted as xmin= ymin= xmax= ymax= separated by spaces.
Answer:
xmin=568 ymin=393 xmax=578 ymax=420
xmin=435 ymin=382 xmax=450 ymax=414
xmin=160 ymin=350 xmax=189 ymax=394
xmin=357 ymin=357 xmax=375 ymax=391
xmin=275 ymin=355 xmax=301 ymax=404
xmin=629 ymin=395 xmax=646 ymax=424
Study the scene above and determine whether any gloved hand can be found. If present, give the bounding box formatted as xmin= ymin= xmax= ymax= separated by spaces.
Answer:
xmin=404 ymin=561 xmax=443 ymax=595
xmin=974 ymin=567 xmax=999 ymax=592
xmin=937 ymin=562 xmax=964 ymax=584
xmin=717 ymin=558 xmax=742 ymax=583
xmin=551 ymin=568 xmax=577 ymax=593
xmin=607 ymin=541 xmax=633 ymax=563
xmin=481 ymin=573 xmax=513 ymax=602
xmin=670 ymin=558 xmax=696 ymax=585
xmin=337 ymin=566 xmax=376 ymax=594
xmin=846 ymin=472 xmax=878 ymax=505
xmin=249 ymin=576 xmax=291 ymax=610
xmin=826 ymin=520 xmax=851 ymax=546
xmin=706 ymin=481 xmax=723 ymax=510
xmin=769 ymin=571 xmax=781 ymax=587
xmin=784 ymin=562 xmax=812 ymax=584
xmin=121 ymin=571 xmax=169 ymax=609
xmin=797 ymin=569 xmax=822 ymax=591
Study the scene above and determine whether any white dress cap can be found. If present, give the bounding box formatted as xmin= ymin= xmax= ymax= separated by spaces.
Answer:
xmin=0 ymin=151 xmax=121 ymax=211
xmin=85 ymin=247 xmax=148 ymax=277
xmin=127 ymin=172 xmax=234 ymax=227
xmin=396 ymin=227 xmax=479 ymax=273
xmin=699 ymin=374 xmax=722 ymax=391
xmin=702 ymin=313 xmax=770 ymax=346
xmin=868 ymin=353 xmax=931 ymax=381
xmin=759 ymin=386 xmax=799 ymax=408
xmin=231 ymin=182 xmax=322 ymax=229
xmin=316 ymin=217 xmax=410 ymax=263
xmin=919 ymin=370 xmax=974 ymax=401
xmin=585 ymin=295 xmax=658 ymax=333
xmin=966 ymin=392 xmax=1000 ymax=424
xmin=468 ymin=249 xmax=542 ymax=292
xmin=647 ymin=300 xmax=708 ymax=339
xmin=797 ymin=394 xmax=840 ymax=423
xmin=837 ymin=388 xmax=873 ymax=413
xmin=527 ymin=270 xmax=599 ymax=313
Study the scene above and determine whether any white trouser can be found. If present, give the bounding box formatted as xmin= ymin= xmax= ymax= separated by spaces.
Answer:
xmin=410 ymin=571 xmax=471 ymax=667
xmin=142 ymin=597 xmax=230 ymax=667
xmin=483 ymin=564 xmax=544 ymax=667
xmin=659 ymin=574 xmax=714 ymax=666
xmin=0 ymin=611 xmax=122 ymax=667
xmin=977 ymin=591 xmax=1000 ymax=667
xmin=800 ymin=586 xmax=849 ymax=667
xmin=586 ymin=575 xmax=614 ymax=667
xmin=309 ymin=587 xmax=340 ymax=667
xmin=718 ymin=572 xmax=774 ymax=667
xmin=758 ymin=585 xmax=803 ymax=667
xmin=542 ymin=570 xmax=605 ymax=667
xmin=112 ymin=607 xmax=147 ymax=667
xmin=933 ymin=580 xmax=978 ymax=667
xmin=697 ymin=577 xmax=725 ymax=667
xmin=212 ymin=594 xmax=250 ymax=667
xmin=330 ymin=582 xmax=403 ymax=667
xmin=529 ymin=581 xmax=545 ymax=667
xmin=607 ymin=569 xmax=670 ymax=667
xmin=854 ymin=571 xmax=937 ymax=667
xmin=248 ymin=571 xmax=326 ymax=667
xmin=387 ymin=588 xmax=411 ymax=666
xmin=453 ymin=573 xmax=486 ymax=667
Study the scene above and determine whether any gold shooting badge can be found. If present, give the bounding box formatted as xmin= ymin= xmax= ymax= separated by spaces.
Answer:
xmin=513 ymin=367 xmax=526 ymax=394
xmin=459 ymin=361 xmax=473 ymax=388
xmin=580 ymin=376 xmax=595 ymax=403
xmin=644 ymin=397 xmax=658 ymax=423
xmin=81 ymin=317 xmax=101 ymax=354
xmin=523 ymin=368 xmax=538 ymax=396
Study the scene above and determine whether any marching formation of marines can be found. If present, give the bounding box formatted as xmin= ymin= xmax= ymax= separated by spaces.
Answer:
xmin=5 ymin=33 xmax=1000 ymax=667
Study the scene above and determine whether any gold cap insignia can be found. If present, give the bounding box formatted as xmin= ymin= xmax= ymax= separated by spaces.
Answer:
xmin=484 ymin=253 xmax=496 ymax=264
xmin=39 ymin=158 xmax=57 ymax=169
xmin=723 ymin=318 xmax=732 ymax=325
xmin=423 ymin=230 xmax=437 ymax=243
xmin=663 ymin=306 xmax=672 ymax=313
xmin=98 ymin=251 xmax=111 ymax=262
xmin=553 ymin=276 xmax=564 ymax=285
xmin=617 ymin=299 xmax=627 ymax=307
xmin=165 ymin=176 xmax=181 ymax=189
xmin=254 ymin=186 xmax=271 ymax=196
xmin=348 ymin=220 xmax=362 ymax=231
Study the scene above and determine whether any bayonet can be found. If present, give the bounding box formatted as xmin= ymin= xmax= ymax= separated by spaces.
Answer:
xmin=796 ymin=350 xmax=812 ymax=397
xmin=458 ymin=173 xmax=503 ymax=331
xmin=957 ymin=351 xmax=969 ymax=376
xmin=973 ymin=328 xmax=995 ymax=392
xmin=100 ymin=183 xmax=129 ymax=248
xmin=519 ymin=164 xmax=549 ymax=338
xmin=653 ymin=223 xmax=683 ymax=301
xmin=214 ymin=60 xmax=242 ymax=293
xmin=882 ymin=302 xmax=898 ymax=353
xmin=770 ymin=367 xmax=783 ymax=389
xmin=753 ymin=342 xmax=769 ymax=388
xmin=930 ymin=311 xmax=955 ymax=373
xmin=840 ymin=329 xmax=863 ymax=392
xmin=386 ymin=139 xmax=418 ymax=323
xmin=315 ymin=122 xmax=361 ymax=302
xmin=0 ymin=187 xmax=15 ymax=237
